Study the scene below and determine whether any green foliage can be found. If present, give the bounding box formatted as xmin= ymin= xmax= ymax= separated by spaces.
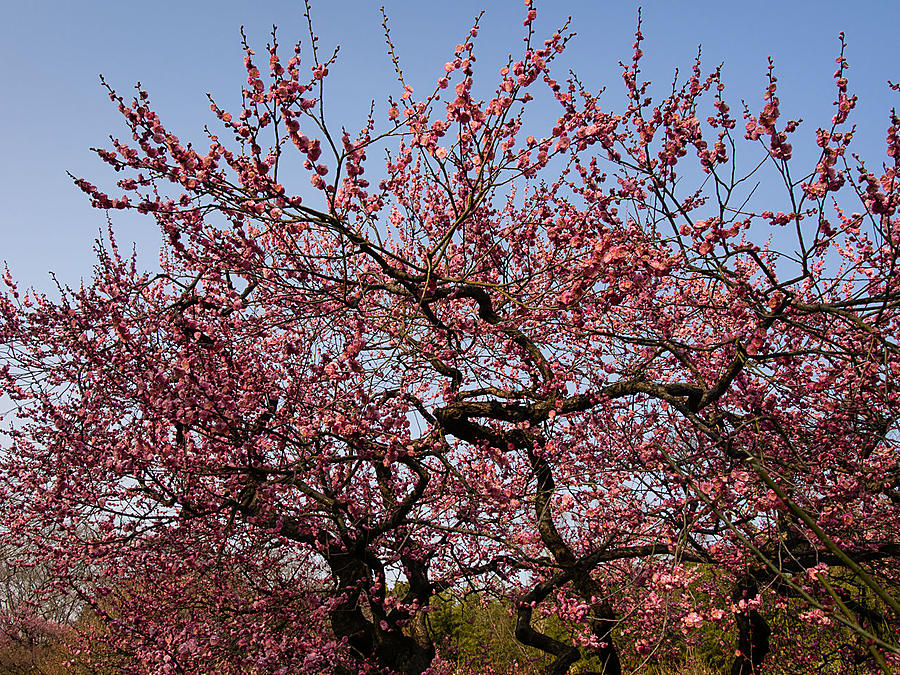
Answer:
xmin=427 ymin=591 xmax=544 ymax=673
xmin=424 ymin=590 xmax=724 ymax=674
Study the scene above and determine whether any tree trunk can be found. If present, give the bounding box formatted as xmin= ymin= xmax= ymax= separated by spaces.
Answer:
xmin=327 ymin=551 xmax=434 ymax=674
xmin=729 ymin=575 xmax=771 ymax=675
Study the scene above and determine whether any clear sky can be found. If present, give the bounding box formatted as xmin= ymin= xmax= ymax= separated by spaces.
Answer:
xmin=2 ymin=0 xmax=899 ymax=290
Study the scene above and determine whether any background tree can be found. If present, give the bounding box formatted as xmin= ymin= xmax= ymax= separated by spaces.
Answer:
xmin=1 ymin=2 xmax=899 ymax=673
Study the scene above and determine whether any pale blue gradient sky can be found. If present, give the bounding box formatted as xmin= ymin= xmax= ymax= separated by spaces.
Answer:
xmin=2 ymin=0 xmax=898 ymax=289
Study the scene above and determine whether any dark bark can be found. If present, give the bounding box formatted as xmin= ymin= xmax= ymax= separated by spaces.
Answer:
xmin=729 ymin=575 xmax=771 ymax=675
xmin=512 ymin=444 xmax=622 ymax=675
xmin=515 ymin=571 xmax=583 ymax=675
xmin=327 ymin=545 xmax=435 ymax=675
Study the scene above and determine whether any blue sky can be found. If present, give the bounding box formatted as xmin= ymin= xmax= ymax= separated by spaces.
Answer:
xmin=2 ymin=0 xmax=899 ymax=289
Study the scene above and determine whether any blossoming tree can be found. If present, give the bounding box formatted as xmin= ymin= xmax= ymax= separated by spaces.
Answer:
xmin=1 ymin=2 xmax=899 ymax=673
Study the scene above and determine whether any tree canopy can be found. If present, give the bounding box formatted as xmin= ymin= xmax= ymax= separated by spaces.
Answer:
xmin=1 ymin=3 xmax=899 ymax=673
